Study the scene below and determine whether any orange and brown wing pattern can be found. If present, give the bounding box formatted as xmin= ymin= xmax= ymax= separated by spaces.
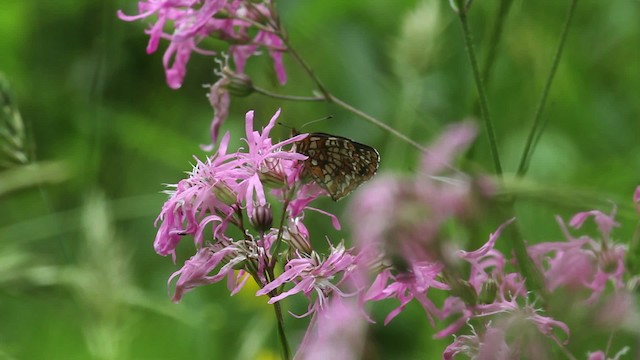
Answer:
xmin=297 ymin=133 xmax=380 ymax=201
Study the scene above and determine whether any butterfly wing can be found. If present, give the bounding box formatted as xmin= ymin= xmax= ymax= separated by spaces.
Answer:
xmin=298 ymin=133 xmax=380 ymax=201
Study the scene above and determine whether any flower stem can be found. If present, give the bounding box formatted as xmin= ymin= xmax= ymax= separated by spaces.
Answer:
xmin=272 ymin=25 xmax=426 ymax=151
xmin=272 ymin=296 xmax=292 ymax=360
xmin=328 ymin=95 xmax=425 ymax=151
xmin=279 ymin=31 xmax=332 ymax=100
xmin=457 ymin=5 xmax=503 ymax=176
xmin=481 ymin=0 xmax=514 ymax=84
xmin=253 ymin=86 xmax=324 ymax=102
xmin=516 ymin=0 xmax=578 ymax=177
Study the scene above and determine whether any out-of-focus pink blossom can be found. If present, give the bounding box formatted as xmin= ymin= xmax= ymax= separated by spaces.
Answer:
xmin=296 ymin=298 xmax=367 ymax=360
xmin=421 ymin=121 xmax=477 ymax=175
xmin=349 ymin=121 xmax=484 ymax=267
xmin=587 ymin=347 xmax=629 ymax=360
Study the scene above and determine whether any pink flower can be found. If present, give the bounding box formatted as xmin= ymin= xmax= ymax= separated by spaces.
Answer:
xmin=349 ymin=121 xmax=485 ymax=266
xmin=443 ymin=326 xmax=512 ymax=360
xmin=154 ymin=133 xmax=239 ymax=260
xmin=168 ymin=244 xmax=249 ymax=302
xmin=364 ymin=262 xmax=447 ymax=325
xmin=231 ymin=30 xmax=287 ymax=85
xmin=256 ymin=242 xmax=357 ymax=317
xmin=118 ymin=0 xmax=287 ymax=90
xmin=587 ymin=347 xmax=629 ymax=360
xmin=569 ymin=208 xmax=619 ymax=242
xmin=421 ymin=120 xmax=478 ymax=176
xmin=634 ymin=186 xmax=640 ymax=214
xmin=442 ymin=304 xmax=570 ymax=359
xmin=296 ymin=298 xmax=367 ymax=360
xmin=529 ymin=209 xmax=626 ymax=303
xmin=207 ymin=76 xmax=231 ymax=147
xmin=235 ymin=109 xmax=307 ymax=217
xmin=154 ymin=108 xmax=341 ymax=303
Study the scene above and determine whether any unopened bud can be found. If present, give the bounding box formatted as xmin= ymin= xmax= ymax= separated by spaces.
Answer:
xmin=223 ymin=67 xmax=254 ymax=97
xmin=284 ymin=220 xmax=312 ymax=255
xmin=478 ymin=279 xmax=498 ymax=304
xmin=250 ymin=204 xmax=273 ymax=233
xmin=600 ymin=249 xmax=620 ymax=274
xmin=212 ymin=182 xmax=237 ymax=206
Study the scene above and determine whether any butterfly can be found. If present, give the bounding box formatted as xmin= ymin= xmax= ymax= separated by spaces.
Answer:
xmin=295 ymin=132 xmax=380 ymax=201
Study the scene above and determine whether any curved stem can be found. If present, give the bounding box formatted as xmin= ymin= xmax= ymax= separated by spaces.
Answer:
xmin=516 ymin=0 xmax=578 ymax=177
xmin=254 ymin=86 xmax=324 ymax=102
xmin=457 ymin=6 xmax=503 ymax=176
xmin=329 ymin=95 xmax=425 ymax=151
xmin=279 ymin=30 xmax=331 ymax=100
xmin=254 ymin=82 xmax=426 ymax=151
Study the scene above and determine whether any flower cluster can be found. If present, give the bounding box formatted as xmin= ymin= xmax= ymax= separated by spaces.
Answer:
xmin=118 ymin=0 xmax=288 ymax=143
xmin=118 ymin=0 xmax=285 ymax=90
xmin=154 ymin=109 xmax=359 ymax=318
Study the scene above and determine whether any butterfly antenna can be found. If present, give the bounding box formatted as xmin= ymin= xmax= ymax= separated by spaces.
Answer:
xmin=300 ymin=115 xmax=333 ymax=129
xmin=277 ymin=121 xmax=293 ymax=130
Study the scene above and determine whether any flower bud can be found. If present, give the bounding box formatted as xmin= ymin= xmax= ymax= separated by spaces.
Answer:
xmin=250 ymin=204 xmax=273 ymax=233
xmin=478 ymin=279 xmax=498 ymax=304
xmin=284 ymin=219 xmax=313 ymax=255
xmin=222 ymin=67 xmax=254 ymax=97
xmin=213 ymin=182 xmax=237 ymax=206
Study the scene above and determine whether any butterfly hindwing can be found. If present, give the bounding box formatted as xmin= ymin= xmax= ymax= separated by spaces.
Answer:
xmin=296 ymin=133 xmax=380 ymax=201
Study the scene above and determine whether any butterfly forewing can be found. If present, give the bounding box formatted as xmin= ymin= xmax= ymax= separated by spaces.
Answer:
xmin=296 ymin=133 xmax=380 ymax=201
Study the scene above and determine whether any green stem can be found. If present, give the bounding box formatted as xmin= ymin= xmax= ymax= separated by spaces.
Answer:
xmin=278 ymin=30 xmax=331 ymax=100
xmin=253 ymin=86 xmax=324 ymax=102
xmin=481 ymin=0 xmax=514 ymax=83
xmin=516 ymin=0 xmax=578 ymax=177
xmin=503 ymin=200 xmax=545 ymax=294
xmin=272 ymin=300 xmax=291 ymax=360
xmin=457 ymin=6 xmax=503 ymax=176
xmin=254 ymin=83 xmax=426 ymax=151
xmin=329 ymin=95 xmax=425 ymax=151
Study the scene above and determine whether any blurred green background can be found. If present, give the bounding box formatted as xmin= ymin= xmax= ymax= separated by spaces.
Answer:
xmin=1 ymin=0 xmax=639 ymax=359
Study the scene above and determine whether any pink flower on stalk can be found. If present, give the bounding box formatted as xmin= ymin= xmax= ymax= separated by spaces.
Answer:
xmin=231 ymin=30 xmax=287 ymax=84
xmin=634 ymin=186 xmax=640 ymax=214
xmin=154 ymin=109 xmax=307 ymax=260
xmin=458 ymin=218 xmax=526 ymax=300
xmin=118 ymin=0 xmax=286 ymax=89
xmin=364 ymin=262 xmax=447 ymax=325
xmin=154 ymin=133 xmax=239 ymax=260
xmin=528 ymin=208 xmax=626 ymax=303
xmin=256 ymin=242 xmax=357 ymax=317
xmin=235 ymin=109 xmax=307 ymax=218
xmin=169 ymin=243 xmax=250 ymax=302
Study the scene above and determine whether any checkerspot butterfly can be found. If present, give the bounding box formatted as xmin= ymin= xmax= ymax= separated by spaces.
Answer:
xmin=296 ymin=132 xmax=380 ymax=201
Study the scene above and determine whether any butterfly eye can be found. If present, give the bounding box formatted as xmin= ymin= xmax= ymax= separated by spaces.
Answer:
xmin=296 ymin=133 xmax=380 ymax=201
